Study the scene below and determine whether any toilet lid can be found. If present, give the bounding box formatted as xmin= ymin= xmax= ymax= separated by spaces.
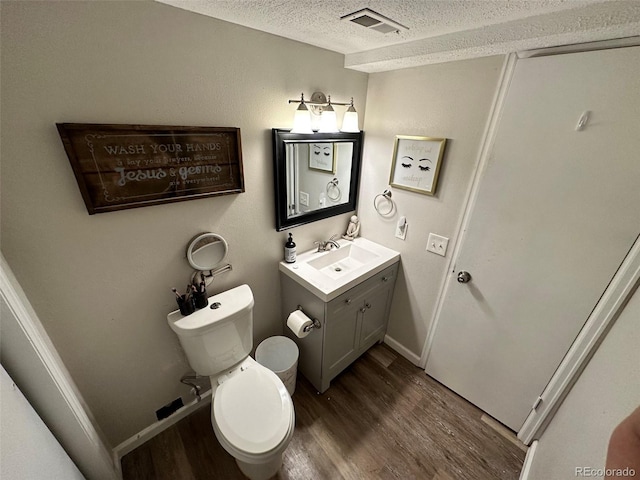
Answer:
xmin=213 ymin=366 xmax=292 ymax=454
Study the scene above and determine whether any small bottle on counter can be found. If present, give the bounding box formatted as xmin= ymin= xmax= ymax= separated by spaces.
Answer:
xmin=284 ymin=233 xmax=296 ymax=263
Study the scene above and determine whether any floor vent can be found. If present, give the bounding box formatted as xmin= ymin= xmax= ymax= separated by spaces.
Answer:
xmin=341 ymin=8 xmax=408 ymax=34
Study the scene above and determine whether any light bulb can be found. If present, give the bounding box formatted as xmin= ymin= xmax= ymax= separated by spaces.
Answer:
xmin=291 ymin=97 xmax=312 ymax=134
xmin=341 ymin=98 xmax=359 ymax=133
xmin=318 ymin=101 xmax=338 ymax=133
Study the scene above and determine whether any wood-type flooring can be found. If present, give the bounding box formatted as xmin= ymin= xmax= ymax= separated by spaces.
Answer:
xmin=121 ymin=344 xmax=526 ymax=479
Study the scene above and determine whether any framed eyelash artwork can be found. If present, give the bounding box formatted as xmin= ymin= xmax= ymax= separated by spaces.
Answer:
xmin=309 ymin=143 xmax=336 ymax=173
xmin=389 ymin=135 xmax=447 ymax=196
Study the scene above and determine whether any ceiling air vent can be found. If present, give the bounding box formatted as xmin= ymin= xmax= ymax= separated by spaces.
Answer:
xmin=341 ymin=8 xmax=408 ymax=34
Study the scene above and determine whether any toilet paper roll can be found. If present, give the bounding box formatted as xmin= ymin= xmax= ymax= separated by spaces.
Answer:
xmin=287 ymin=310 xmax=313 ymax=338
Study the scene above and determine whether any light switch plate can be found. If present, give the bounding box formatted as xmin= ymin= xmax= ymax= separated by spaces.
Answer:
xmin=426 ymin=233 xmax=449 ymax=256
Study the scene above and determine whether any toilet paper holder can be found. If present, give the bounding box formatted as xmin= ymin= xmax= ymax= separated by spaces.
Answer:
xmin=297 ymin=305 xmax=322 ymax=332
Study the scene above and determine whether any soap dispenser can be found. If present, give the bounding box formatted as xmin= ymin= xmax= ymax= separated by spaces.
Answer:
xmin=284 ymin=233 xmax=296 ymax=263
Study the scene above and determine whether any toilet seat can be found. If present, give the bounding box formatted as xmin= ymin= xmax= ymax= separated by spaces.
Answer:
xmin=213 ymin=364 xmax=293 ymax=456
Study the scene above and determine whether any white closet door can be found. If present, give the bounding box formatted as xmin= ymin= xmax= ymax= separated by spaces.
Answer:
xmin=425 ymin=46 xmax=640 ymax=431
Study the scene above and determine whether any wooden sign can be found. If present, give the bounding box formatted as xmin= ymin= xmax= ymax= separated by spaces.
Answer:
xmin=56 ymin=123 xmax=244 ymax=214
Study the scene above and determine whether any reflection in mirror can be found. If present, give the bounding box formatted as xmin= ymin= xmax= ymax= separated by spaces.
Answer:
xmin=285 ymin=142 xmax=352 ymax=218
xmin=273 ymin=130 xmax=363 ymax=231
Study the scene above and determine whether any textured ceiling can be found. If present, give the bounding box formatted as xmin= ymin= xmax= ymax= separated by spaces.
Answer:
xmin=156 ymin=0 xmax=640 ymax=71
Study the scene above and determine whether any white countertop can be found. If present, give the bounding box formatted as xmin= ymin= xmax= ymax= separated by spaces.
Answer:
xmin=279 ymin=237 xmax=400 ymax=302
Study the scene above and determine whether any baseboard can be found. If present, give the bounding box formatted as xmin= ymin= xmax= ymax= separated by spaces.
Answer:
xmin=384 ymin=334 xmax=421 ymax=366
xmin=113 ymin=389 xmax=212 ymax=461
xmin=519 ymin=440 xmax=538 ymax=480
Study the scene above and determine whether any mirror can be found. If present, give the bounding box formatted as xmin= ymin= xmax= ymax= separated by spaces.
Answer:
xmin=186 ymin=233 xmax=228 ymax=271
xmin=272 ymin=129 xmax=363 ymax=231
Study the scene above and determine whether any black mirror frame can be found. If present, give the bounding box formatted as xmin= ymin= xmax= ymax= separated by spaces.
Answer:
xmin=272 ymin=129 xmax=363 ymax=231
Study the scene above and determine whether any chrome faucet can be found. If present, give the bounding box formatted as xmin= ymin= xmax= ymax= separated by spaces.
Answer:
xmin=315 ymin=234 xmax=341 ymax=252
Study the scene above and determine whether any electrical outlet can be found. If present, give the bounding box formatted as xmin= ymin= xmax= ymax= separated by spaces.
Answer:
xmin=155 ymin=397 xmax=184 ymax=421
xmin=395 ymin=216 xmax=408 ymax=240
xmin=426 ymin=233 xmax=449 ymax=257
xmin=299 ymin=191 xmax=309 ymax=207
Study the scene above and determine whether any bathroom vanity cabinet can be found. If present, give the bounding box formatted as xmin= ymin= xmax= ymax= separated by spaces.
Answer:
xmin=281 ymin=262 xmax=398 ymax=393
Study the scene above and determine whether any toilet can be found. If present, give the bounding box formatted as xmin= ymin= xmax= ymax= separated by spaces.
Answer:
xmin=167 ymin=284 xmax=295 ymax=480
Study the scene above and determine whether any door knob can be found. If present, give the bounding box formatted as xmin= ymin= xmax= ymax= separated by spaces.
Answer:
xmin=457 ymin=271 xmax=472 ymax=283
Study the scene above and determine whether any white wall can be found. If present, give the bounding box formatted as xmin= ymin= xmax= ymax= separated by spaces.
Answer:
xmin=359 ymin=56 xmax=504 ymax=359
xmin=527 ymin=285 xmax=640 ymax=480
xmin=1 ymin=365 xmax=85 ymax=480
xmin=0 ymin=0 xmax=367 ymax=446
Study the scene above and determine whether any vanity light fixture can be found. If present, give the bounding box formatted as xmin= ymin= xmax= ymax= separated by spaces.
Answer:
xmin=289 ymin=92 xmax=359 ymax=133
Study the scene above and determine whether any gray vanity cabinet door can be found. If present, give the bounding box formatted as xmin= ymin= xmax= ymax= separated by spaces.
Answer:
xmin=323 ymin=294 xmax=363 ymax=384
xmin=359 ymin=281 xmax=394 ymax=351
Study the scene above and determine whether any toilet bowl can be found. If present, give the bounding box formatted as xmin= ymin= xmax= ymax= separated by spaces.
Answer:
xmin=210 ymin=358 xmax=294 ymax=480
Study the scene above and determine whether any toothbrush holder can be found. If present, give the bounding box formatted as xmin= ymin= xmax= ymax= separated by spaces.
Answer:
xmin=177 ymin=295 xmax=196 ymax=316
xmin=193 ymin=289 xmax=208 ymax=309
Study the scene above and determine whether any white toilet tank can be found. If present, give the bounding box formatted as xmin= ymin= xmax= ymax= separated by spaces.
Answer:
xmin=167 ymin=284 xmax=254 ymax=376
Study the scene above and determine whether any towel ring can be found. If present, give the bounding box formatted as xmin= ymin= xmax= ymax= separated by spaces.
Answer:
xmin=374 ymin=189 xmax=395 ymax=216
xmin=326 ymin=178 xmax=341 ymax=201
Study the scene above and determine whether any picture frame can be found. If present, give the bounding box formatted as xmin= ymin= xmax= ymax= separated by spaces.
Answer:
xmin=308 ymin=142 xmax=336 ymax=173
xmin=389 ymin=135 xmax=447 ymax=196
xmin=56 ymin=123 xmax=244 ymax=214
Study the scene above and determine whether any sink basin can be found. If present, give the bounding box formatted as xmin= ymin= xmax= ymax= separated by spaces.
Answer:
xmin=307 ymin=244 xmax=380 ymax=279
xmin=279 ymin=237 xmax=400 ymax=301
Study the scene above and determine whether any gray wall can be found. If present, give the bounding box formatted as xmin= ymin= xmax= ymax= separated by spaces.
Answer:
xmin=359 ymin=56 xmax=504 ymax=359
xmin=0 ymin=1 xmax=367 ymax=446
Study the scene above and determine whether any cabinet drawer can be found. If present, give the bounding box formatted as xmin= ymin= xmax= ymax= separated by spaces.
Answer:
xmin=327 ymin=263 xmax=398 ymax=316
